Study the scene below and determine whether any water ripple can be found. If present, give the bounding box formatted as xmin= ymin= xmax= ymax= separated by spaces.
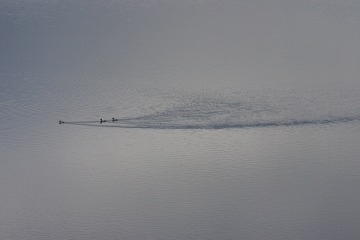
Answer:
xmin=60 ymin=95 xmax=360 ymax=129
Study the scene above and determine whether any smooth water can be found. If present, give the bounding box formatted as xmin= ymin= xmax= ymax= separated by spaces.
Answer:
xmin=1 ymin=1 xmax=360 ymax=239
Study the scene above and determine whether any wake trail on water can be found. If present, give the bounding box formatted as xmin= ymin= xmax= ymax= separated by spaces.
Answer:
xmin=60 ymin=93 xmax=360 ymax=130
xmin=62 ymin=116 xmax=360 ymax=129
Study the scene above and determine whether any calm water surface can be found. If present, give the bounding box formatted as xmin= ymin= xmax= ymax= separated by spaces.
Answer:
xmin=1 ymin=1 xmax=360 ymax=239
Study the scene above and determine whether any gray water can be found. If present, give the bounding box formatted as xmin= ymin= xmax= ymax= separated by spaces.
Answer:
xmin=1 ymin=1 xmax=360 ymax=239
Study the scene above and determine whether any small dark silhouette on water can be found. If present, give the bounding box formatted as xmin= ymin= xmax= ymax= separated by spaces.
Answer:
xmin=59 ymin=118 xmax=118 ymax=125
